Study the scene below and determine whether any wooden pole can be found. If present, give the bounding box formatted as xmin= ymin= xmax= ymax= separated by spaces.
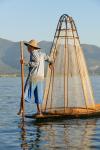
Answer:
xmin=64 ymin=29 xmax=67 ymax=112
xmin=20 ymin=41 xmax=25 ymax=117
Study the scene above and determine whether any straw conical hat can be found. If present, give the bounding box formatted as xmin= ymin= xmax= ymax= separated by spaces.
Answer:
xmin=24 ymin=39 xmax=40 ymax=49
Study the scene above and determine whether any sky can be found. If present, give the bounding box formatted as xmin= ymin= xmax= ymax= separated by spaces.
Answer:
xmin=0 ymin=0 xmax=100 ymax=46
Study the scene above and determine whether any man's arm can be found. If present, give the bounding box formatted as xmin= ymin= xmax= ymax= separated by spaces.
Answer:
xmin=22 ymin=52 xmax=40 ymax=68
xmin=44 ymin=53 xmax=54 ymax=64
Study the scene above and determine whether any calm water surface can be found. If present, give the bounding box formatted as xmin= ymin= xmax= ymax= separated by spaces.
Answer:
xmin=0 ymin=76 xmax=100 ymax=150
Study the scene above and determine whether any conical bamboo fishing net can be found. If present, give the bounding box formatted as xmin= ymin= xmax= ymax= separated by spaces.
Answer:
xmin=42 ymin=14 xmax=95 ymax=114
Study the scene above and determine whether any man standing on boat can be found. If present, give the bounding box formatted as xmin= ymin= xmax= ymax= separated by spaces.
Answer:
xmin=18 ymin=39 xmax=53 ymax=116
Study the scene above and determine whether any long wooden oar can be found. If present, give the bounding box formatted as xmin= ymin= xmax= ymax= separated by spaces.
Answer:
xmin=20 ymin=41 xmax=25 ymax=117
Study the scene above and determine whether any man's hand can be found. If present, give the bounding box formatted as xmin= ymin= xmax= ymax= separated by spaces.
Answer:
xmin=49 ymin=62 xmax=54 ymax=70
xmin=20 ymin=59 xmax=29 ymax=66
xmin=20 ymin=59 xmax=24 ymax=64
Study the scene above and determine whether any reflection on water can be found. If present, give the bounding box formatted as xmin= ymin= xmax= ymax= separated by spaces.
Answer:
xmin=18 ymin=119 xmax=29 ymax=150
xmin=18 ymin=118 xmax=100 ymax=150
xmin=0 ymin=76 xmax=100 ymax=149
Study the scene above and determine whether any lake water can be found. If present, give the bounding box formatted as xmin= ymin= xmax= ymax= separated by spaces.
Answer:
xmin=0 ymin=76 xmax=100 ymax=149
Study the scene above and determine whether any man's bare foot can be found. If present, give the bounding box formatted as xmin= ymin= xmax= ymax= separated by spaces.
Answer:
xmin=17 ymin=109 xmax=23 ymax=116
xmin=35 ymin=112 xmax=43 ymax=117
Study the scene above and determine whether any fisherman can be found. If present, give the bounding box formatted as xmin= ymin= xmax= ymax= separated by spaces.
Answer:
xmin=19 ymin=39 xmax=53 ymax=116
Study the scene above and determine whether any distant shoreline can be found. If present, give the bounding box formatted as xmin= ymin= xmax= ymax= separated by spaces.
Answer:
xmin=0 ymin=73 xmax=100 ymax=77
xmin=0 ymin=74 xmax=21 ymax=77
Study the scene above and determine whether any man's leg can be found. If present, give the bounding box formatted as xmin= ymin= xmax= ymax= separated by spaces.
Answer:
xmin=34 ymin=86 xmax=42 ymax=114
xmin=36 ymin=103 xmax=41 ymax=114
xmin=17 ymin=97 xmax=23 ymax=115
xmin=34 ymin=81 xmax=44 ymax=114
xmin=18 ymin=76 xmax=31 ymax=115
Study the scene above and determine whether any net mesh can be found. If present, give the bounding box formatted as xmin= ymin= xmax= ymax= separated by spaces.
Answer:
xmin=42 ymin=14 xmax=95 ymax=113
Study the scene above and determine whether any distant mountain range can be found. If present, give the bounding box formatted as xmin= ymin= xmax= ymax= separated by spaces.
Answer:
xmin=0 ymin=38 xmax=100 ymax=75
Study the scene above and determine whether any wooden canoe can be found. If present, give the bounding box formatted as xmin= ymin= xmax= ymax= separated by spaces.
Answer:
xmin=25 ymin=104 xmax=100 ymax=121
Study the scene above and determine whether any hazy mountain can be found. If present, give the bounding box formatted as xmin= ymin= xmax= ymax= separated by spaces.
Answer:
xmin=0 ymin=38 xmax=100 ymax=75
xmin=82 ymin=44 xmax=100 ymax=74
